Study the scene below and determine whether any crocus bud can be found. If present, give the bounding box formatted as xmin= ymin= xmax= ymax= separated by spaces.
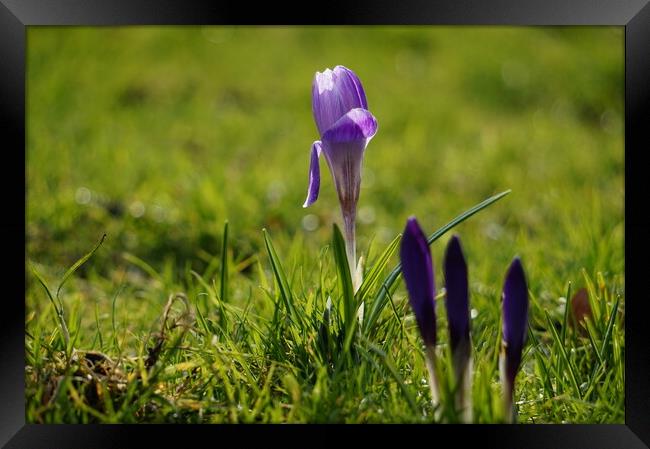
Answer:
xmin=303 ymin=66 xmax=378 ymax=294
xmin=400 ymin=216 xmax=440 ymax=410
xmin=499 ymin=257 xmax=529 ymax=423
xmin=311 ymin=66 xmax=369 ymax=136
xmin=443 ymin=234 xmax=472 ymax=422
xmin=401 ymin=217 xmax=437 ymax=347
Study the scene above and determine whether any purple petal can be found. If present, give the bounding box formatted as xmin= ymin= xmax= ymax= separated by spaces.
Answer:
xmin=321 ymin=108 xmax=378 ymax=144
xmin=333 ymin=66 xmax=368 ymax=109
xmin=312 ymin=66 xmax=369 ymax=136
xmin=319 ymin=108 xmax=376 ymax=219
xmin=319 ymin=137 xmax=364 ymax=226
xmin=400 ymin=216 xmax=436 ymax=347
xmin=502 ymin=257 xmax=529 ymax=388
xmin=303 ymin=141 xmax=322 ymax=208
xmin=444 ymin=235 xmax=470 ymax=355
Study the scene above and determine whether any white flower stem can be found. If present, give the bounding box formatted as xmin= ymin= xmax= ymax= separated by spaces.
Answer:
xmin=457 ymin=355 xmax=473 ymax=423
xmin=452 ymin=339 xmax=473 ymax=423
xmin=342 ymin=210 xmax=364 ymax=323
xmin=425 ymin=345 xmax=441 ymax=419
xmin=342 ymin=211 xmax=357 ymax=287
xmin=499 ymin=352 xmax=515 ymax=423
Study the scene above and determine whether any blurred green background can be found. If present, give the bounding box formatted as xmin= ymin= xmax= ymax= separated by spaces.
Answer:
xmin=27 ymin=25 xmax=623 ymax=323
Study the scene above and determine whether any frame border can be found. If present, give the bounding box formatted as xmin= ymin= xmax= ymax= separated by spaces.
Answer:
xmin=4 ymin=0 xmax=649 ymax=447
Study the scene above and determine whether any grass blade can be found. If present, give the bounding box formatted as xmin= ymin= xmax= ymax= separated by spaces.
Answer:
xmin=561 ymin=281 xmax=571 ymax=345
xmin=361 ymin=341 xmax=419 ymax=414
xmin=263 ymin=228 xmax=299 ymax=326
xmin=56 ymin=234 xmax=106 ymax=300
xmin=583 ymin=316 xmax=604 ymax=365
xmin=123 ymin=253 xmax=162 ymax=285
xmin=220 ymin=220 xmax=229 ymax=304
xmin=29 ymin=262 xmax=70 ymax=347
xmin=545 ymin=311 xmax=582 ymax=399
xmin=581 ymin=269 xmax=601 ymax=330
xmin=599 ymin=295 xmax=620 ymax=360
xmin=28 ymin=262 xmax=59 ymax=315
xmin=355 ymin=234 xmax=400 ymax=305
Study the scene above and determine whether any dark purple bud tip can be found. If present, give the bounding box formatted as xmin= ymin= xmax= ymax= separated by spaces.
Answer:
xmin=502 ymin=256 xmax=529 ymax=388
xmin=444 ymin=234 xmax=470 ymax=355
xmin=400 ymin=216 xmax=436 ymax=347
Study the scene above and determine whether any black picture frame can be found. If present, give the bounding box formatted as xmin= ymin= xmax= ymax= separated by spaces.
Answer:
xmin=4 ymin=0 xmax=649 ymax=447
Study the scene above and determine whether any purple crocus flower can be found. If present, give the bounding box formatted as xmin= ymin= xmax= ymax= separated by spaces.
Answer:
xmin=443 ymin=234 xmax=472 ymax=422
xmin=400 ymin=216 xmax=440 ymax=409
xmin=303 ymin=66 xmax=378 ymax=290
xmin=499 ymin=257 xmax=529 ymax=423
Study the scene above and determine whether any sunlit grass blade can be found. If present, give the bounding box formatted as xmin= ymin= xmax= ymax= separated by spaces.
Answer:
xmin=29 ymin=262 xmax=70 ymax=348
xmin=190 ymin=271 xmax=222 ymax=334
xmin=28 ymin=262 xmax=59 ymax=316
xmin=122 ymin=252 xmax=164 ymax=285
xmin=262 ymin=228 xmax=300 ymax=326
xmin=582 ymin=269 xmax=602 ymax=331
xmin=561 ymin=281 xmax=571 ymax=344
xmin=583 ymin=316 xmax=604 ymax=365
xmin=545 ymin=311 xmax=581 ymax=399
xmin=355 ymin=234 xmax=400 ymax=305
xmin=363 ymin=189 xmax=511 ymax=334
xmin=220 ymin=220 xmax=229 ymax=304
xmin=360 ymin=340 xmax=419 ymax=415
xmin=56 ymin=234 xmax=106 ymax=300
xmin=599 ymin=295 xmax=620 ymax=360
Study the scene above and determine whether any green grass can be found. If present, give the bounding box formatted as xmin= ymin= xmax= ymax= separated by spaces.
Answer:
xmin=26 ymin=26 xmax=624 ymax=423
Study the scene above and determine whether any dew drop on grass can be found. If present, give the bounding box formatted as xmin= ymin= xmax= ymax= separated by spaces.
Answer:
xmin=471 ymin=308 xmax=478 ymax=319
xmin=75 ymin=187 xmax=92 ymax=205
xmin=302 ymin=214 xmax=319 ymax=231
xmin=129 ymin=201 xmax=145 ymax=218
